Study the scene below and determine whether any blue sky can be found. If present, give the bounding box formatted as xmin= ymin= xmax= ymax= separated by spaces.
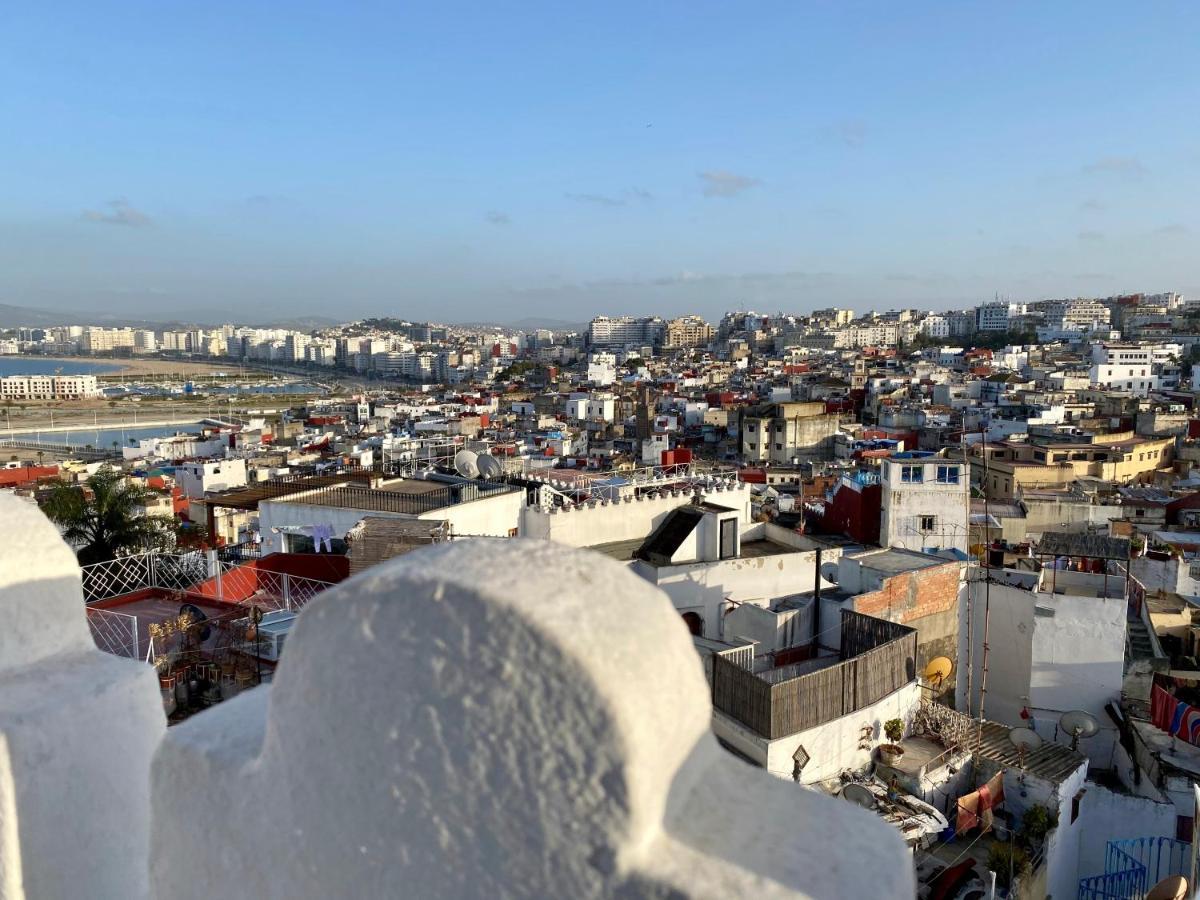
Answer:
xmin=2 ymin=2 xmax=1198 ymax=323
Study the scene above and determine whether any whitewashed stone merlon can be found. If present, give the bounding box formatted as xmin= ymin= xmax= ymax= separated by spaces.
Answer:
xmin=152 ymin=540 xmax=914 ymax=898
xmin=0 ymin=495 xmax=164 ymax=900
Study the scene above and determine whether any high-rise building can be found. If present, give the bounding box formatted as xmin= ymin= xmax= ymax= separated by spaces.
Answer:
xmin=587 ymin=316 xmax=665 ymax=349
xmin=663 ymin=316 xmax=714 ymax=349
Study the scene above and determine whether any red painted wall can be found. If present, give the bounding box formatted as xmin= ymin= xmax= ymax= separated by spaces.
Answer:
xmin=821 ymin=481 xmax=881 ymax=544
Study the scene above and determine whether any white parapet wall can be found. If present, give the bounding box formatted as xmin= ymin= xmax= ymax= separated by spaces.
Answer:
xmin=0 ymin=494 xmax=165 ymax=900
xmin=520 ymin=481 xmax=752 ymax=548
xmin=1 ymin=500 xmax=914 ymax=898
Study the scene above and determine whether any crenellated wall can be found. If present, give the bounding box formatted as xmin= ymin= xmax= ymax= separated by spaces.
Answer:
xmin=519 ymin=480 xmax=752 ymax=549
xmin=0 ymin=494 xmax=914 ymax=900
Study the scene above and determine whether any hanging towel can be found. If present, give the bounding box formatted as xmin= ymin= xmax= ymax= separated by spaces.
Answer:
xmin=1152 ymin=684 xmax=1176 ymax=733
xmin=956 ymin=790 xmax=981 ymax=834
xmin=984 ymin=771 xmax=1005 ymax=809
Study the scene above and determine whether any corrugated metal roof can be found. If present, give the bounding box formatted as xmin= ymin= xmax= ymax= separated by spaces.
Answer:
xmin=1036 ymin=532 xmax=1130 ymax=560
xmin=968 ymin=719 xmax=1086 ymax=784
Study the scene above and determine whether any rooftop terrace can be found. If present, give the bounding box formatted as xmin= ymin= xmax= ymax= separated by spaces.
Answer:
xmin=0 ymin=493 xmax=915 ymax=899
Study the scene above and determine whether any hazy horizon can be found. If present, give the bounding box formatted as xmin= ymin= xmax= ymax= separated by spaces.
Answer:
xmin=3 ymin=3 xmax=1198 ymax=322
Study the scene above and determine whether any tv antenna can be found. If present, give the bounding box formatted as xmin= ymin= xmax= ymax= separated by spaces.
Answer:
xmin=1059 ymin=709 xmax=1099 ymax=751
xmin=1008 ymin=727 xmax=1043 ymax=770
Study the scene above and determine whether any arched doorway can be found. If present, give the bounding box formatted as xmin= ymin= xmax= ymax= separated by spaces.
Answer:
xmin=681 ymin=612 xmax=703 ymax=636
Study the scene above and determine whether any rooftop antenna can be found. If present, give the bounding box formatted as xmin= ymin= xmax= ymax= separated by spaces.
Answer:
xmin=1059 ymin=709 xmax=1099 ymax=751
xmin=453 ymin=449 xmax=479 ymax=478
xmin=921 ymin=656 xmax=954 ymax=695
xmin=476 ymin=453 xmax=502 ymax=479
xmin=1008 ymin=727 xmax=1042 ymax=777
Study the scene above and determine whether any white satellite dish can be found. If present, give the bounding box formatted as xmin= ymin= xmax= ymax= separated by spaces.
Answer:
xmin=1059 ymin=709 xmax=1099 ymax=750
xmin=453 ymin=450 xmax=479 ymax=478
xmin=1009 ymin=727 xmax=1042 ymax=768
xmin=477 ymin=454 xmax=503 ymax=479
xmin=840 ymin=783 xmax=876 ymax=810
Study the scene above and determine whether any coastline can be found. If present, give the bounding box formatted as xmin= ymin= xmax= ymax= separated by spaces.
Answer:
xmin=6 ymin=355 xmax=260 ymax=377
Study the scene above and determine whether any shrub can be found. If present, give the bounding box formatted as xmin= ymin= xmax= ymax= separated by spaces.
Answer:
xmin=1020 ymin=804 xmax=1058 ymax=846
xmin=987 ymin=842 xmax=1030 ymax=890
xmin=883 ymin=718 xmax=904 ymax=743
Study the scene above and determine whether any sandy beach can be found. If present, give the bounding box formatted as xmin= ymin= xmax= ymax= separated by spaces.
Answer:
xmin=27 ymin=356 xmax=262 ymax=378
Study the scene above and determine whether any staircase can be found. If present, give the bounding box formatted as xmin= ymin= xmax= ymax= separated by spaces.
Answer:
xmin=1126 ymin=614 xmax=1156 ymax=662
xmin=1078 ymin=837 xmax=1190 ymax=899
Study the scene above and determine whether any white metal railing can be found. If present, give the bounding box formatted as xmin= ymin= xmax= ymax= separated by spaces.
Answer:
xmin=86 ymin=607 xmax=140 ymax=659
xmin=83 ymin=556 xmax=336 ymax=664
xmin=216 ymin=559 xmax=336 ymax=613
xmin=81 ymin=550 xmax=209 ymax=603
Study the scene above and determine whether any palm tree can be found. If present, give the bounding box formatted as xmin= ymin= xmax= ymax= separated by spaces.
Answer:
xmin=41 ymin=466 xmax=172 ymax=565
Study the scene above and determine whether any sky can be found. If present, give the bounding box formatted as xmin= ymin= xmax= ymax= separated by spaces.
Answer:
xmin=2 ymin=2 xmax=1199 ymax=324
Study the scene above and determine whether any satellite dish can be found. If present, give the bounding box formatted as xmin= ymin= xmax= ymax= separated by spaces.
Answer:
xmin=922 ymin=656 xmax=954 ymax=688
xmin=477 ymin=454 xmax=503 ymax=479
xmin=1060 ymin=709 xmax=1099 ymax=750
xmin=841 ymin=783 xmax=877 ymax=810
xmin=453 ymin=449 xmax=479 ymax=478
xmin=1009 ymin=727 xmax=1043 ymax=767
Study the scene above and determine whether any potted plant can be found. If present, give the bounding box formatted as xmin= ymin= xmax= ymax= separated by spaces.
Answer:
xmin=879 ymin=718 xmax=906 ymax=765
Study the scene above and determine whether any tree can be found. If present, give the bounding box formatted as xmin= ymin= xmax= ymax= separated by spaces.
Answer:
xmin=41 ymin=466 xmax=175 ymax=565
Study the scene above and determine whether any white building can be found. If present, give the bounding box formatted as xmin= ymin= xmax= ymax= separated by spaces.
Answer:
xmin=586 ymin=352 xmax=617 ymax=386
xmin=176 ymin=459 xmax=248 ymax=499
xmin=879 ymin=453 xmax=969 ymax=556
xmin=959 ymin=535 xmax=1130 ymax=764
xmin=975 ymin=302 xmax=1023 ymax=332
xmin=1087 ymin=343 xmax=1180 ymax=396
xmin=587 ymin=315 xmax=665 ymax=349
xmin=0 ymin=374 xmax=101 ymax=400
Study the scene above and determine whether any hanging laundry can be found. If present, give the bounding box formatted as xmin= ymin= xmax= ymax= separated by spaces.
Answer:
xmin=956 ymin=771 xmax=1005 ymax=835
xmin=1150 ymin=682 xmax=1200 ymax=747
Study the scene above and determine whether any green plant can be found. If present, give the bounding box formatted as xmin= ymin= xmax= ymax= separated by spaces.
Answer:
xmin=41 ymin=465 xmax=175 ymax=564
xmin=1020 ymin=804 xmax=1058 ymax=846
xmin=883 ymin=718 xmax=904 ymax=744
xmin=986 ymin=842 xmax=1030 ymax=891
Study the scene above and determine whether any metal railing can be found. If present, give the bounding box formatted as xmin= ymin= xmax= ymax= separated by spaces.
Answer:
xmin=82 ymin=552 xmax=337 ymax=662
xmin=215 ymin=560 xmax=336 ymax=614
xmin=1078 ymin=837 xmax=1191 ymax=900
xmin=86 ymin=607 xmax=140 ymax=659
xmin=216 ymin=541 xmax=261 ymax=563
xmin=81 ymin=551 xmax=209 ymax=603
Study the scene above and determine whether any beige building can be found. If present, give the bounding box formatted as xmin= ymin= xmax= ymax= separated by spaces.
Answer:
xmin=663 ymin=315 xmax=714 ymax=349
xmin=739 ymin=401 xmax=840 ymax=463
xmin=969 ymin=433 xmax=1174 ymax=499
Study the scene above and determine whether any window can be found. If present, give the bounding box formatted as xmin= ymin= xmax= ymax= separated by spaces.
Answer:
xmin=936 ymin=465 xmax=960 ymax=484
xmin=901 ymin=465 xmax=923 ymax=483
xmin=286 ymin=534 xmax=348 ymax=555
xmin=775 ymin=443 xmax=782 ymax=451
xmin=919 ymin=515 xmax=937 ymax=532
xmin=1177 ymin=815 xmax=1194 ymax=843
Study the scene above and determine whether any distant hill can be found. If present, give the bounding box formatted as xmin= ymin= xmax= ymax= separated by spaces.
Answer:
xmin=0 ymin=303 xmax=340 ymax=331
xmin=455 ymin=316 xmax=586 ymax=332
